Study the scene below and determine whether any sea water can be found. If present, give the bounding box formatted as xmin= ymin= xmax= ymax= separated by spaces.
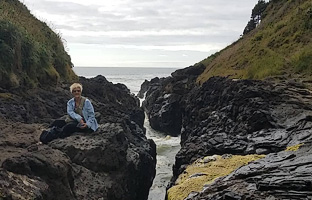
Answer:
xmin=74 ymin=67 xmax=178 ymax=95
xmin=73 ymin=67 xmax=181 ymax=200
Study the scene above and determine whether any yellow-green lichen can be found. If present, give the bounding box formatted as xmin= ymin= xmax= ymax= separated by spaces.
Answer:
xmin=0 ymin=92 xmax=13 ymax=99
xmin=167 ymin=154 xmax=265 ymax=200
xmin=285 ymin=143 xmax=304 ymax=151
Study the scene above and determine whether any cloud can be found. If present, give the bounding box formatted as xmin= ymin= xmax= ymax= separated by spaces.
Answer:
xmin=21 ymin=0 xmax=259 ymax=67
xmin=24 ymin=0 xmax=257 ymax=32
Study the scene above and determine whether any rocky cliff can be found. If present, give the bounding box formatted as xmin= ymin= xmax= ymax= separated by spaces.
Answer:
xmin=0 ymin=1 xmax=156 ymax=199
xmin=140 ymin=1 xmax=312 ymax=199
xmin=141 ymin=72 xmax=312 ymax=199
xmin=0 ymin=76 xmax=156 ymax=200
xmin=142 ymin=64 xmax=205 ymax=136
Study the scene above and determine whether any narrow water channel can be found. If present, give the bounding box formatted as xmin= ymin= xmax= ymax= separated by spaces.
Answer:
xmin=144 ymin=115 xmax=181 ymax=200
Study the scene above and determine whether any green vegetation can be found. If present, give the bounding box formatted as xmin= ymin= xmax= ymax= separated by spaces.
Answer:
xmin=291 ymin=46 xmax=312 ymax=73
xmin=197 ymin=0 xmax=312 ymax=84
xmin=0 ymin=0 xmax=77 ymax=89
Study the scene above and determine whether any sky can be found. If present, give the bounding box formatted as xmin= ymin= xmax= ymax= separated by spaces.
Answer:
xmin=20 ymin=0 xmax=259 ymax=68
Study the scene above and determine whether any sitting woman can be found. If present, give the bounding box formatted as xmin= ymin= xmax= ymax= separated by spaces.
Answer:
xmin=61 ymin=83 xmax=99 ymax=138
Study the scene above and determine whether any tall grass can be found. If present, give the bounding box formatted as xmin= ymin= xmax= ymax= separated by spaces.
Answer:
xmin=197 ymin=0 xmax=312 ymax=83
xmin=0 ymin=0 xmax=77 ymax=88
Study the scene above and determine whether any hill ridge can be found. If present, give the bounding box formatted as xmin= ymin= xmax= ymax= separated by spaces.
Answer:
xmin=197 ymin=0 xmax=312 ymax=84
xmin=0 ymin=0 xmax=77 ymax=89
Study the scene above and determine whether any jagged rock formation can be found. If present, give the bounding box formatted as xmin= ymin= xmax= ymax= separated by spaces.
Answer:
xmin=142 ymin=73 xmax=312 ymax=199
xmin=173 ymin=77 xmax=312 ymax=182
xmin=141 ymin=64 xmax=205 ymax=136
xmin=187 ymin=142 xmax=312 ymax=200
xmin=0 ymin=76 xmax=156 ymax=200
xmin=140 ymin=0 xmax=312 ymax=199
xmin=137 ymin=80 xmax=150 ymax=99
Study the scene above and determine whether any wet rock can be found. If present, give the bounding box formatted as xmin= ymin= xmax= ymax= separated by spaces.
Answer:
xmin=170 ymin=77 xmax=312 ymax=186
xmin=137 ymin=79 xmax=150 ymax=99
xmin=143 ymin=73 xmax=312 ymax=199
xmin=142 ymin=64 xmax=205 ymax=136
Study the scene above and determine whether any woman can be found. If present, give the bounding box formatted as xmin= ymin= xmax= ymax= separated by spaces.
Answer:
xmin=60 ymin=83 xmax=99 ymax=138
xmin=39 ymin=83 xmax=98 ymax=144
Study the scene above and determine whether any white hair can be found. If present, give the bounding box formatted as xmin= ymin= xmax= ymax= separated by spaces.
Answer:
xmin=70 ymin=83 xmax=83 ymax=93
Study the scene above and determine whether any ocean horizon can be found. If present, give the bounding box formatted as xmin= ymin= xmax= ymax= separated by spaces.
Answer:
xmin=73 ymin=67 xmax=178 ymax=95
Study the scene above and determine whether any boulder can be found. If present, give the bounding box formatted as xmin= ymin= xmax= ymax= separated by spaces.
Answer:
xmin=142 ymin=64 xmax=205 ymax=136
xmin=173 ymin=77 xmax=312 ymax=181
xmin=143 ymin=74 xmax=312 ymax=199
xmin=188 ymin=142 xmax=312 ymax=200
xmin=0 ymin=75 xmax=156 ymax=200
xmin=137 ymin=79 xmax=150 ymax=99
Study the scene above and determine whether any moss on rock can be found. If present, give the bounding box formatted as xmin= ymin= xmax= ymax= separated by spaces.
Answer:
xmin=285 ymin=143 xmax=304 ymax=151
xmin=167 ymin=154 xmax=265 ymax=200
xmin=0 ymin=93 xmax=13 ymax=99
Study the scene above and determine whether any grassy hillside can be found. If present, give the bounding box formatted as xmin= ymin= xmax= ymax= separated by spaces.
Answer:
xmin=0 ymin=0 xmax=77 ymax=89
xmin=197 ymin=0 xmax=312 ymax=84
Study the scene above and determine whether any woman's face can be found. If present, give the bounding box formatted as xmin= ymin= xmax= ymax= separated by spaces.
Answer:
xmin=72 ymin=87 xmax=82 ymax=98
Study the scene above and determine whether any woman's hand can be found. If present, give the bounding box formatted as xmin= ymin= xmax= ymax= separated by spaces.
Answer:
xmin=79 ymin=119 xmax=87 ymax=129
xmin=80 ymin=123 xmax=88 ymax=129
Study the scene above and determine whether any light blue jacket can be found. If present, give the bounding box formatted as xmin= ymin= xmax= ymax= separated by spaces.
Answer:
xmin=67 ymin=98 xmax=99 ymax=131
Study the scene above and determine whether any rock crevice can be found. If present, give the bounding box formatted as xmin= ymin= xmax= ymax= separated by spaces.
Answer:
xmin=141 ymin=72 xmax=312 ymax=199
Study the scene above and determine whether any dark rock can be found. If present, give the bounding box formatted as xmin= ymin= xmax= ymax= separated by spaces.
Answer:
xmin=2 ymin=146 xmax=75 ymax=199
xmin=0 ymin=75 xmax=143 ymax=126
xmin=137 ymin=79 xmax=150 ymax=99
xmin=142 ymin=65 xmax=204 ymax=136
xmin=171 ymin=63 xmax=205 ymax=78
xmin=143 ymin=73 xmax=312 ymax=199
xmin=148 ymin=93 xmax=182 ymax=136
xmin=0 ymin=168 xmax=50 ymax=200
xmin=0 ymin=75 xmax=156 ymax=200
xmin=169 ymin=77 xmax=312 ymax=185
xmin=190 ymin=142 xmax=312 ymax=200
